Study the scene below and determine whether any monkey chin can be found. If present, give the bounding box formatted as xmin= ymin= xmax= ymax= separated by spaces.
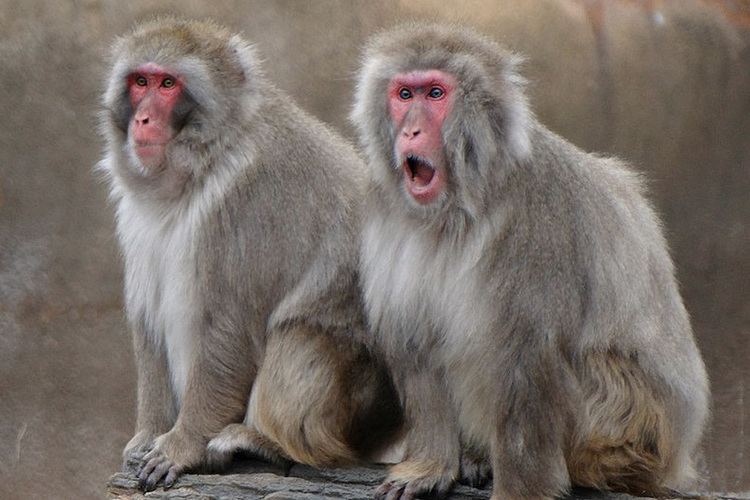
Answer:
xmin=127 ymin=142 xmax=168 ymax=176
xmin=401 ymin=154 xmax=446 ymax=205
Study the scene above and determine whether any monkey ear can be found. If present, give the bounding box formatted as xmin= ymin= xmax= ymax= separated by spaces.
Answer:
xmin=227 ymin=35 xmax=263 ymax=84
xmin=493 ymin=54 xmax=532 ymax=160
xmin=458 ymin=49 xmax=531 ymax=163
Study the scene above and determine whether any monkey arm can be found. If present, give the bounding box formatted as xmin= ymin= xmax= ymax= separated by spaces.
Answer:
xmin=123 ymin=323 xmax=178 ymax=472
xmin=137 ymin=321 xmax=257 ymax=491
xmin=376 ymin=361 xmax=460 ymax=500
xmin=489 ymin=321 xmax=573 ymax=499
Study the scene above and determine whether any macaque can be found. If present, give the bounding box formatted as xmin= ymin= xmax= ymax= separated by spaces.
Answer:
xmin=351 ymin=22 xmax=709 ymax=500
xmin=99 ymin=18 xmax=399 ymax=491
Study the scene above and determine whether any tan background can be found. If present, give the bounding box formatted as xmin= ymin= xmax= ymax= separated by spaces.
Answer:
xmin=0 ymin=1 xmax=748 ymax=498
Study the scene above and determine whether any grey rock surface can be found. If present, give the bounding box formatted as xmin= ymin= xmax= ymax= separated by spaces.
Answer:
xmin=107 ymin=459 xmax=750 ymax=499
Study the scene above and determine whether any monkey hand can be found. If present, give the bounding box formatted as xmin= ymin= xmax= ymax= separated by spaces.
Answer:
xmin=137 ymin=428 xmax=205 ymax=492
xmin=122 ymin=429 xmax=160 ymax=474
xmin=375 ymin=459 xmax=456 ymax=500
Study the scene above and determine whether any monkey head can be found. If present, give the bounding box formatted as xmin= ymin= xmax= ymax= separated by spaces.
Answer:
xmin=352 ymin=23 xmax=533 ymax=222
xmin=101 ymin=18 xmax=263 ymax=198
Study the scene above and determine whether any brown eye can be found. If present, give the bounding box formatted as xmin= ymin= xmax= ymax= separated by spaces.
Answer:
xmin=135 ymin=76 xmax=147 ymax=86
xmin=162 ymin=77 xmax=175 ymax=88
xmin=428 ymin=87 xmax=444 ymax=99
xmin=398 ymin=88 xmax=412 ymax=100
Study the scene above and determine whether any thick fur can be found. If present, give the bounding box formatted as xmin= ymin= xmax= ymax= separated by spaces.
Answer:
xmin=352 ymin=22 xmax=709 ymax=499
xmin=99 ymin=18 xmax=400 ymax=490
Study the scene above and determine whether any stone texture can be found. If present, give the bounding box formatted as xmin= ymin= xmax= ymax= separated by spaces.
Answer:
xmin=106 ymin=459 xmax=750 ymax=500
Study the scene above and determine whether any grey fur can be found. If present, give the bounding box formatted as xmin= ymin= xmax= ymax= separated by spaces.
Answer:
xmin=352 ymin=22 xmax=709 ymax=500
xmin=99 ymin=18 xmax=399 ymax=492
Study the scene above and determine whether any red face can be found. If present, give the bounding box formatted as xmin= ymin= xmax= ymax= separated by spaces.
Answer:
xmin=127 ymin=63 xmax=184 ymax=169
xmin=388 ymin=70 xmax=456 ymax=205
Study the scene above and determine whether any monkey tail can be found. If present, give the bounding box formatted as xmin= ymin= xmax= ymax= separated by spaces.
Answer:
xmin=568 ymin=351 xmax=675 ymax=497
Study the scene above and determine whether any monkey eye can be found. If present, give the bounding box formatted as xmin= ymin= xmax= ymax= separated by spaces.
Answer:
xmin=135 ymin=75 xmax=148 ymax=86
xmin=428 ymin=87 xmax=445 ymax=99
xmin=398 ymin=88 xmax=412 ymax=100
xmin=161 ymin=77 xmax=176 ymax=88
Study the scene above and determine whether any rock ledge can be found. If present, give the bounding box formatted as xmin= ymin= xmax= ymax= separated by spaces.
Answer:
xmin=107 ymin=458 xmax=749 ymax=500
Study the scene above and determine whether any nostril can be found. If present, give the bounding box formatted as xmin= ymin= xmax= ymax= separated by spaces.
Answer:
xmin=142 ymin=117 xmax=149 ymax=125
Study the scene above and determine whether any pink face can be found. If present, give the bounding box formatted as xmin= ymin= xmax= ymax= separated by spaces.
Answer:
xmin=388 ymin=70 xmax=456 ymax=205
xmin=127 ymin=63 xmax=184 ymax=169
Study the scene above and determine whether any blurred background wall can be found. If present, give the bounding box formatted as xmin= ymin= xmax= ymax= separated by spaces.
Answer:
xmin=0 ymin=1 xmax=747 ymax=498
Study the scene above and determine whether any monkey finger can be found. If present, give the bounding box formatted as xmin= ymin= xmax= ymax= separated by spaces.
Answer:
xmin=375 ymin=480 xmax=391 ymax=495
xmin=385 ymin=486 xmax=407 ymax=500
xmin=386 ymin=486 xmax=406 ymax=500
xmin=398 ymin=490 xmax=416 ymax=500
xmin=138 ymin=455 xmax=166 ymax=487
xmin=402 ymin=482 xmax=426 ymax=500
xmin=163 ymin=465 xmax=183 ymax=489
xmin=137 ymin=456 xmax=155 ymax=481
xmin=374 ymin=480 xmax=396 ymax=499
xmin=139 ymin=458 xmax=172 ymax=491
xmin=382 ymin=481 xmax=408 ymax=500
xmin=405 ymin=473 xmax=453 ymax=500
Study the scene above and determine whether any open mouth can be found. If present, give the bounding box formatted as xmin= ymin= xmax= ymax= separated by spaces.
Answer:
xmin=404 ymin=155 xmax=435 ymax=187
xmin=401 ymin=154 xmax=444 ymax=204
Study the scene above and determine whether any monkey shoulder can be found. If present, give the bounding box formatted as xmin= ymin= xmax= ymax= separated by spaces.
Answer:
xmin=522 ymin=127 xmax=659 ymax=240
xmin=505 ymin=128 xmax=672 ymax=294
xmin=248 ymin=97 xmax=366 ymax=194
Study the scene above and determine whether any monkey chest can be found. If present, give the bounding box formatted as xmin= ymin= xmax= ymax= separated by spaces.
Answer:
xmin=361 ymin=220 xmax=492 ymax=351
xmin=117 ymin=200 xmax=201 ymax=402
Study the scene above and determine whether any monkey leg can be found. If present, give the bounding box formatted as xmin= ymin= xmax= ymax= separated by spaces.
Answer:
xmin=567 ymin=351 xmax=674 ymax=496
xmin=123 ymin=325 xmax=178 ymax=474
xmin=488 ymin=353 xmax=570 ymax=500
xmin=207 ymin=319 xmax=396 ymax=469
xmin=376 ymin=365 xmax=460 ymax=500
xmin=206 ymin=423 xmax=291 ymax=470
xmin=137 ymin=326 xmax=255 ymax=491
xmin=203 ymin=321 xmax=400 ymax=475
xmin=247 ymin=324 xmax=366 ymax=467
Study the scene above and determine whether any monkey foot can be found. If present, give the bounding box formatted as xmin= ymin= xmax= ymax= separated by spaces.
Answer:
xmin=458 ymin=451 xmax=491 ymax=488
xmin=138 ymin=449 xmax=183 ymax=492
xmin=122 ymin=430 xmax=160 ymax=475
xmin=206 ymin=423 xmax=291 ymax=471
xmin=375 ymin=463 xmax=455 ymax=500
xmin=136 ymin=430 xmax=203 ymax=492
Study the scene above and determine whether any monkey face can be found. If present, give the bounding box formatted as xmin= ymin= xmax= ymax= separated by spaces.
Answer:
xmin=388 ymin=70 xmax=456 ymax=207
xmin=122 ymin=64 xmax=192 ymax=172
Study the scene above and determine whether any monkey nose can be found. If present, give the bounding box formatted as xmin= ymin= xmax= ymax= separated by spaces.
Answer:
xmin=404 ymin=128 xmax=421 ymax=139
xmin=136 ymin=116 xmax=150 ymax=125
